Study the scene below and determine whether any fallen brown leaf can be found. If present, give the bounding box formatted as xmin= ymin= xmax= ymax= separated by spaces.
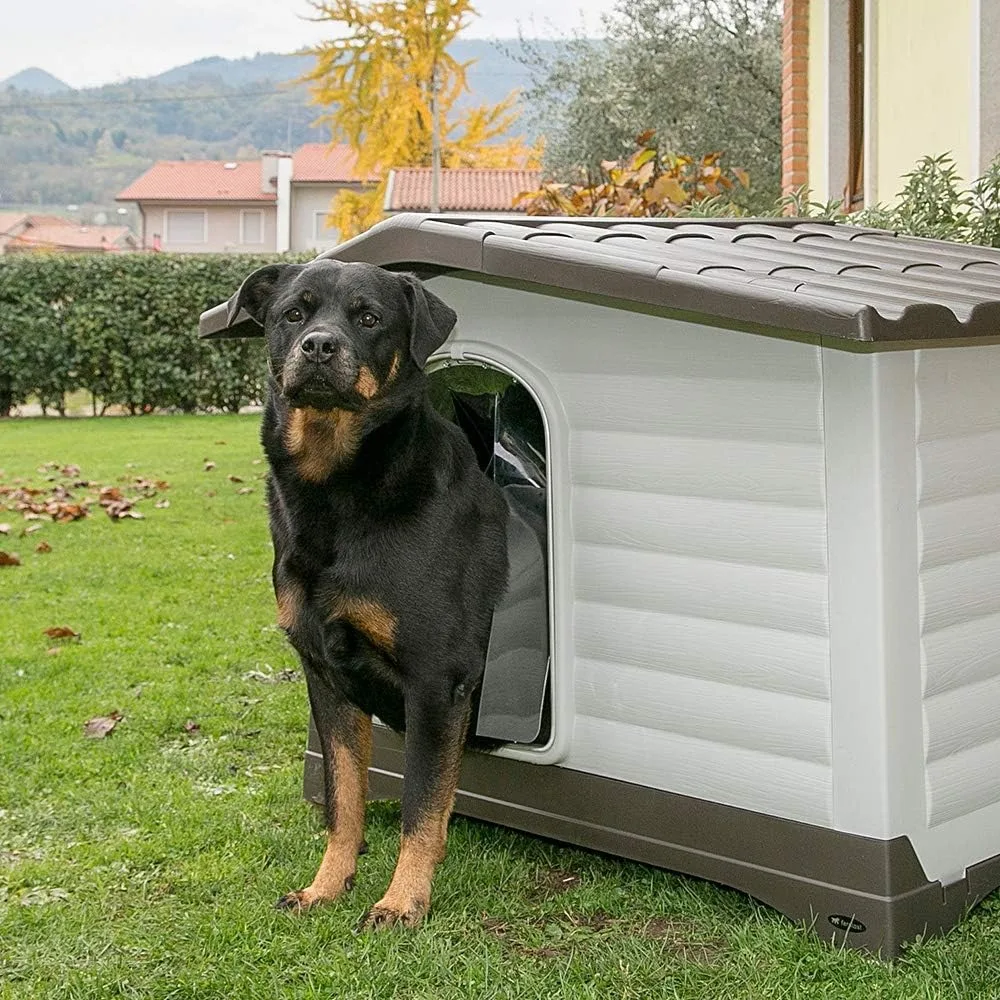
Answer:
xmin=43 ymin=626 xmax=80 ymax=640
xmin=154 ymin=499 xmax=170 ymax=509
xmin=47 ymin=647 xmax=61 ymax=656
xmin=0 ymin=551 xmax=21 ymax=566
xmin=237 ymin=487 xmax=254 ymax=495
xmin=84 ymin=712 xmax=122 ymax=739
xmin=227 ymin=475 xmax=243 ymax=483
xmin=24 ymin=524 xmax=41 ymax=534
xmin=204 ymin=461 xmax=216 ymax=472
xmin=35 ymin=541 xmax=52 ymax=554
xmin=0 ymin=523 xmax=9 ymax=534
xmin=183 ymin=720 xmax=200 ymax=733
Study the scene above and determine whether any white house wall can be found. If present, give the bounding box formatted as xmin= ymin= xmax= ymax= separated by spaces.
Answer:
xmin=427 ymin=274 xmax=833 ymax=827
xmin=918 ymin=347 xmax=1000 ymax=832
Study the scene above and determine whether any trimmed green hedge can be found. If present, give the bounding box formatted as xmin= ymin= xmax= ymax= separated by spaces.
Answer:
xmin=0 ymin=252 xmax=312 ymax=417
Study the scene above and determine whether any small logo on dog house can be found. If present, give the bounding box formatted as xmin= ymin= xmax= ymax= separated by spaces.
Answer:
xmin=828 ymin=914 xmax=867 ymax=933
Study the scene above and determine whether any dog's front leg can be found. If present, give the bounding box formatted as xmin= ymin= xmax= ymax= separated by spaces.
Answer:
xmin=360 ymin=686 xmax=472 ymax=930
xmin=277 ymin=662 xmax=372 ymax=911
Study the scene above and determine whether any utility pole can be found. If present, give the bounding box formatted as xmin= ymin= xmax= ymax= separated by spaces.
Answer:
xmin=430 ymin=63 xmax=441 ymax=213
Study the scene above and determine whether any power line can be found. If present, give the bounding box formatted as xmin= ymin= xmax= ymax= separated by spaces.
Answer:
xmin=0 ymin=86 xmax=303 ymax=112
xmin=0 ymin=70 xmax=533 ymax=113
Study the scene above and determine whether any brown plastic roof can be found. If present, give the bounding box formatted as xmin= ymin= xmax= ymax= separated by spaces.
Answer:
xmin=200 ymin=214 xmax=1000 ymax=342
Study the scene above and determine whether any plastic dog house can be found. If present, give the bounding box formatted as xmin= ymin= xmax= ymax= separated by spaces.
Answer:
xmin=201 ymin=214 xmax=1000 ymax=955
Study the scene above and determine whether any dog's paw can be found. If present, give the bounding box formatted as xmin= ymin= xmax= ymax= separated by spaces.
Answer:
xmin=275 ymin=889 xmax=313 ymax=912
xmin=356 ymin=896 xmax=428 ymax=932
xmin=276 ymin=876 xmax=355 ymax=913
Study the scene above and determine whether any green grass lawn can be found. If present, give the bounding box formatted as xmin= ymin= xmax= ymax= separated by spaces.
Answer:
xmin=2 ymin=415 xmax=1000 ymax=999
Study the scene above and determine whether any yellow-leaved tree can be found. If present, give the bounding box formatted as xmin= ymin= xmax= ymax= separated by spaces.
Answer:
xmin=301 ymin=0 xmax=540 ymax=238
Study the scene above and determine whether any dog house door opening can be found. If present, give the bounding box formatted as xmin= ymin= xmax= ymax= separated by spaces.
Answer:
xmin=427 ymin=363 xmax=551 ymax=747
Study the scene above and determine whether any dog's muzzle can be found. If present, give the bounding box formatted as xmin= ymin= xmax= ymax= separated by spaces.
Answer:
xmin=281 ymin=330 xmax=359 ymax=409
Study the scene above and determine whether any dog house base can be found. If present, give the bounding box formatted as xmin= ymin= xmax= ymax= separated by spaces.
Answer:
xmin=304 ymin=726 xmax=1000 ymax=958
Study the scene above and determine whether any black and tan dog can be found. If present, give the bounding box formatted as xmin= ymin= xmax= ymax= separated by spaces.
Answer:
xmin=225 ymin=258 xmax=508 ymax=929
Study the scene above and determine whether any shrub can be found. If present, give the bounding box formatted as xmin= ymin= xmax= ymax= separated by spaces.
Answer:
xmin=0 ymin=251 xmax=311 ymax=417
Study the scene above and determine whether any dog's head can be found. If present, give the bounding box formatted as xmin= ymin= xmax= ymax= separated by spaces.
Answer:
xmin=226 ymin=259 xmax=457 ymax=411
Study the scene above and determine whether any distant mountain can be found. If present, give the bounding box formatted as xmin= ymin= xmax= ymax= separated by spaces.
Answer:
xmin=0 ymin=40 xmax=555 ymax=216
xmin=148 ymin=41 xmax=551 ymax=108
xmin=1 ymin=67 xmax=72 ymax=93
xmin=152 ymin=52 xmax=312 ymax=88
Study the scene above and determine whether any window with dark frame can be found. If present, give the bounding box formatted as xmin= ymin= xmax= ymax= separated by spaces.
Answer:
xmin=846 ymin=0 xmax=865 ymax=210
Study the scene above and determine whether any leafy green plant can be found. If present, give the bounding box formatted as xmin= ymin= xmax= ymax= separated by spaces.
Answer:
xmin=0 ymin=251 xmax=310 ymax=417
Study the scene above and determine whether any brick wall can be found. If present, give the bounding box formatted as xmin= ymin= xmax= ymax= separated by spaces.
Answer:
xmin=782 ymin=0 xmax=809 ymax=195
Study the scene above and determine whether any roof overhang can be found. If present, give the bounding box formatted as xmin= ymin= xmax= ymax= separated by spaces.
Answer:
xmin=199 ymin=213 xmax=1000 ymax=342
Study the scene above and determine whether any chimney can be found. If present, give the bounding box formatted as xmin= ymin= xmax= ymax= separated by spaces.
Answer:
xmin=261 ymin=149 xmax=293 ymax=252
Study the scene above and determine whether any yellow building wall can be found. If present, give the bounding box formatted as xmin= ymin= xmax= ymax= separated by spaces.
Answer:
xmin=873 ymin=0 xmax=975 ymax=202
xmin=808 ymin=0 xmax=830 ymax=203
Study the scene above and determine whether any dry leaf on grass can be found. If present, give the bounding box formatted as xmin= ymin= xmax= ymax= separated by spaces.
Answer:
xmin=183 ymin=720 xmax=200 ymax=733
xmin=237 ymin=487 xmax=254 ymax=495
xmin=84 ymin=711 xmax=122 ymax=739
xmin=43 ymin=626 xmax=80 ymax=640
xmin=204 ymin=461 xmax=216 ymax=471
xmin=35 ymin=541 xmax=52 ymax=554
xmin=155 ymin=499 xmax=170 ymax=509
xmin=0 ymin=523 xmax=10 ymax=534
xmin=227 ymin=475 xmax=243 ymax=483
xmin=0 ymin=551 xmax=21 ymax=566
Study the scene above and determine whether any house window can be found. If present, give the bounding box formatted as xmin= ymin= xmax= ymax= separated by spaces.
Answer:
xmin=313 ymin=211 xmax=339 ymax=244
xmin=165 ymin=210 xmax=207 ymax=244
xmin=846 ymin=0 xmax=865 ymax=209
xmin=240 ymin=210 xmax=264 ymax=245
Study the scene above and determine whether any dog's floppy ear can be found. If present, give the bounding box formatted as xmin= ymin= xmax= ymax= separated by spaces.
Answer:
xmin=400 ymin=273 xmax=457 ymax=369
xmin=225 ymin=263 xmax=292 ymax=332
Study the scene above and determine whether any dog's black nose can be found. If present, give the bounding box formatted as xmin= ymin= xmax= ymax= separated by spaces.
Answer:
xmin=299 ymin=331 xmax=340 ymax=363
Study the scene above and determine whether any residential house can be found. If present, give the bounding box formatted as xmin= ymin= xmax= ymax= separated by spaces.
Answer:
xmin=116 ymin=144 xmax=375 ymax=253
xmin=0 ymin=212 xmax=136 ymax=253
xmin=291 ymin=144 xmax=378 ymax=251
xmin=384 ymin=167 xmax=542 ymax=215
xmin=782 ymin=0 xmax=1000 ymax=207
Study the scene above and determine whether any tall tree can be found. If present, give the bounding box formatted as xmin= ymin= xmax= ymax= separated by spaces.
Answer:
xmin=301 ymin=0 xmax=538 ymax=237
xmin=520 ymin=0 xmax=781 ymax=211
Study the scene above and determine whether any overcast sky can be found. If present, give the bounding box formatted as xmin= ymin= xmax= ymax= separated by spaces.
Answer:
xmin=2 ymin=0 xmax=613 ymax=89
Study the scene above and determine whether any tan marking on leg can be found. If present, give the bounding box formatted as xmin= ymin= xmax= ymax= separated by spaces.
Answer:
xmin=279 ymin=716 xmax=372 ymax=912
xmin=284 ymin=407 xmax=361 ymax=482
xmin=355 ymin=366 xmax=379 ymax=400
xmin=275 ymin=579 xmax=304 ymax=630
xmin=328 ymin=596 xmax=397 ymax=656
xmin=361 ymin=704 xmax=470 ymax=930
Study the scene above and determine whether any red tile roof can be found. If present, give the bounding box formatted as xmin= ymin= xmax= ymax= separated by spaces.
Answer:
xmin=293 ymin=144 xmax=378 ymax=183
xmin=117 ymin=161 xmax=275 ymax=202
xmin=10 ymin=223 xmax=135 ymax=252
xmin=0 ymin=211 xmax=28 ymax=235
xmin=385 ymin=168 xmax=542 ymax=212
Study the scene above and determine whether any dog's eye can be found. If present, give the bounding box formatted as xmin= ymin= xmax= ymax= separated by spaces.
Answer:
xmin=284 ymin=308 xmax=304 ymax=324
xmin=359 ymin=312 xmax=379 ymax=329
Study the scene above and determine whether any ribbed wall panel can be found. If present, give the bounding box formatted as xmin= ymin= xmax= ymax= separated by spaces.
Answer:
xmin=571 ymin=431 xmax=826 ymax=506
xmin=563 ymin=327 xmax=831 ymax=823
xmin=925 ymin=740 xmax=1000 ymax=827
xmin=919 ymin=493 xmax=1000 ymax=569
xmin=558 ymin=373 xmax=823 ymax=443
xmin=575 ymin=544 xmax=828 ymax=637
xmin=574 ymin=486 xmax=827 ymax=573
xmin=576 ymin=658 xmax=831 ymax=764
xmin=575 ymin=601 xmax=830 ymax=700
xmin=917 ymin=347 xmax=1000 ymax=826
xmin=567 ymin=716 xmax=832 ymax=826
xmin=924 ymin=674 xmax=1000 ymax=763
